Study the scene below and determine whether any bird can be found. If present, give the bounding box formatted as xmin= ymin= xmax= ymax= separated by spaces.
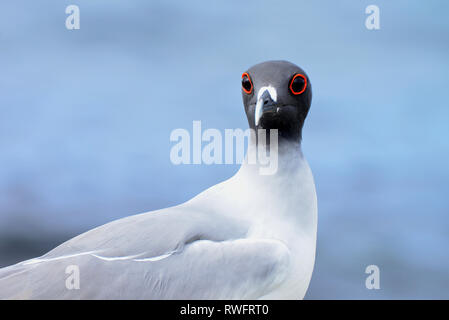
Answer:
xmin=0 ymin=60 xmax=317 ymax=300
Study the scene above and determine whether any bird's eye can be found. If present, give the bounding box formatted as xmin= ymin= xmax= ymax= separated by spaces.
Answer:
xmin=241 ymin=72 xmax=253 ymax=94
xmin=289 ymin=74 xmax=307 ymax=95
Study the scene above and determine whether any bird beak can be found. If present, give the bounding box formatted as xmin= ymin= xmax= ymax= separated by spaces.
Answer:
xmin=255 ymin=89 xmax=278 ymax=127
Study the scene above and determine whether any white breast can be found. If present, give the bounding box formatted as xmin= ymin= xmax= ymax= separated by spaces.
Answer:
xmin=189 ymin=150 xmax=318 ymax=299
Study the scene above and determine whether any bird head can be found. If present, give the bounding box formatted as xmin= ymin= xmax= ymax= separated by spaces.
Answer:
xmin=241 ymin=60 xmax=312 ymax=143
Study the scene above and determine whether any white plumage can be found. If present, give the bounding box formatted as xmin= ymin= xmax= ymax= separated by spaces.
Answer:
xmin=0 ymin=142 xmax=317 ymax=299
xmin=0 ymin=60 xmax=317 ymax=299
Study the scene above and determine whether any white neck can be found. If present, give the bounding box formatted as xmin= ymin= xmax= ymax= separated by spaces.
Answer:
xmin=232 ymin=138 xmax=317 ymax=240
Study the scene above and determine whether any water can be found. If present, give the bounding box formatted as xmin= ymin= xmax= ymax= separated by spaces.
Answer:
xmin=0 ymin=0 xmax=448 ymax=298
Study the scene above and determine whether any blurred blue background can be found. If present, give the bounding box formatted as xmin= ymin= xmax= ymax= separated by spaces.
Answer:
xmin=1 ymin=0 xmax=448 ymax=299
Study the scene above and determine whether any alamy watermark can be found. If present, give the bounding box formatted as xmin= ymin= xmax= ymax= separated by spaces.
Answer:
xmin=365 ymin=5 xmax=380 ymax=30
xmin=65 ymin=5 xmax=80 ymax=30
xmin=65 ymin=265 xmax=80 ymax=290
xmin=365 ymin=264 xmax=380 ymax=290
xmin=169 ymin=121 xmax=278 ymax=175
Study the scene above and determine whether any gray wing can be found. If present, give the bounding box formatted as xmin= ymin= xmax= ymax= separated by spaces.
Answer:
xmin=0 ymin=205 xmax=290 ymax=299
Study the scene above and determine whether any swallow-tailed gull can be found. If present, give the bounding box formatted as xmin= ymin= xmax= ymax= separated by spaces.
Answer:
xmin=0 ymin=60 xmax=317 ymax=299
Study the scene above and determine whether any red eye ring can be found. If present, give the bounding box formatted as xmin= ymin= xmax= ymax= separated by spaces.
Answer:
xmin=241 ymin=72 xmax=253 ymax=94
xmin=289 ymin=73 xmax=307 ymax=95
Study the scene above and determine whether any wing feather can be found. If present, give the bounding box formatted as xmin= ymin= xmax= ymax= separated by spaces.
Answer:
xmin=0 ymin=205 xmax=290 ymax=299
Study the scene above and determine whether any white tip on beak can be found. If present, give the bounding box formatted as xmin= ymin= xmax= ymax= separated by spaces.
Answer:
xmin=255 ymin=86 xmax=277 ymax=127
xmin=255 ymin=99 xmax=263 ymax=127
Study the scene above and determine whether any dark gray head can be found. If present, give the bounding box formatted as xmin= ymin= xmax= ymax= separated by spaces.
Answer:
xmin=241 ymin=60 xmax=312 ymax=143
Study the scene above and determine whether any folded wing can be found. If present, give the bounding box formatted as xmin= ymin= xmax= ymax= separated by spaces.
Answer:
xmin=0 ymin=205 xmax=290 ymax=299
